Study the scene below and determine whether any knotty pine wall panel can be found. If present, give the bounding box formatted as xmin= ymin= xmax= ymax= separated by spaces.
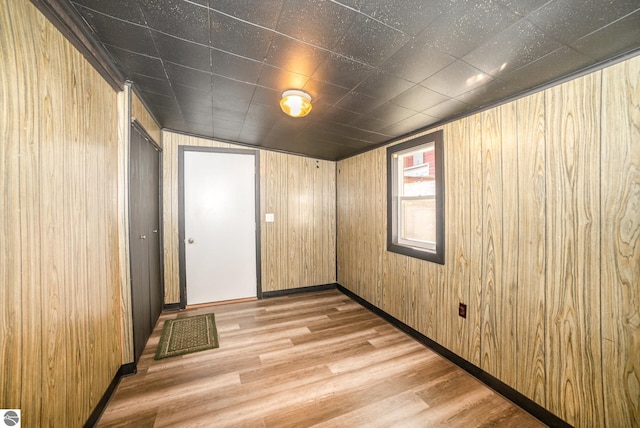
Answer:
xmin=0 ymin=1 xmax=122 ymax=426
xmin=336 ymin=54 xmax=640 ymax=427
xmin=600 ymin=57 xmax=640 ymax=428
xmin=162 ymin=131 xmax=336 ymax=302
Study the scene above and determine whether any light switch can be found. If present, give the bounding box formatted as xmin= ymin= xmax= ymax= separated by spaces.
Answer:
xmin=265 ymin=213 xmax=275 ymax=222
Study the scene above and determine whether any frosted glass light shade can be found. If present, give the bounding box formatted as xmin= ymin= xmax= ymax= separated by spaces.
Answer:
xmin=280 ymin=90 xmax=312 ymax=118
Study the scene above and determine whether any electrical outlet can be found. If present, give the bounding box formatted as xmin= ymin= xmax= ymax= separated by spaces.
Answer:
xmin=458 ymin=303 xmax=467 ymax=318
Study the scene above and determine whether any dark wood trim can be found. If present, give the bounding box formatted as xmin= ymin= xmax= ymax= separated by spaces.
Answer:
xmin=262 ymin=283 xmax=338 ymax=298
xmin=335 ymin=284 xmax=571 ymax=428
xmin=163 ymin=303 xmax=181 ymax=311
xmin=30 ymin=0 xmax=125 ymax=91
xmin=83 ymin=363 xmax=136 ymax=428
xmin=386 ymin=129 xmax=445 ymax=265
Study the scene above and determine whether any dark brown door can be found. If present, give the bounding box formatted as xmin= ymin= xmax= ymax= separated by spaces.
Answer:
xmin=129 ymin=123 xmax=163 ymax=363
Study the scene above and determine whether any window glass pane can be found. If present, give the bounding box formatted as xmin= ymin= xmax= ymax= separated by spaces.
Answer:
xmin=399 ymin=143 xmax=435 ymax=197
xmin=401 ymin=198 xmax=436 ymax=244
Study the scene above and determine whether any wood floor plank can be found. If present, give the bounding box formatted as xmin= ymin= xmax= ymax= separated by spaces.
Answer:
xmin=97 ymin=290 xmax=544 ymax=427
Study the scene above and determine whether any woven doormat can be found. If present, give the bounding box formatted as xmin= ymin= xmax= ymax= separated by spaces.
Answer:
xmin=155 ymin=313 xmax=219 ymax=360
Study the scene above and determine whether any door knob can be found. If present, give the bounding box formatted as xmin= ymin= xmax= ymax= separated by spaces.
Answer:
xmin=140 ymin=235 xmax=146 ymax=239
xmin=188 ymin=238 xmax=194 ymax=244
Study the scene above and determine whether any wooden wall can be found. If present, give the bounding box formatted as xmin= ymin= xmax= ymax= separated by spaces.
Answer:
xmin=162 ymin=131 xmax=336 ymax=303
xmin=0 ymin=1 xmax=123 ymax=427
xmin=337 ymin=54 xmax=640 ymax=428
xmin=131 ymin=89 xmax=161 ymax=146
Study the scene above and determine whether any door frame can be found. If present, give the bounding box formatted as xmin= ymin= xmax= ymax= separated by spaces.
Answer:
xmin=178 ymin=146 xmax=262 ymax=308
xmin=128 ymin=119 xmax=164 ymax=362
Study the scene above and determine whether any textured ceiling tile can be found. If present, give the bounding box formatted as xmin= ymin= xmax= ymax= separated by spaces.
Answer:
xmin=208 ymin=0 xmax=285 ymax=28
xmin=276 ymin=0 xmax=356 ymax=50
xmin=211 ymin=50 xmax=262 ymax=83
xmin=355 ymin=70 xmax=414 ymax=101
xmin=368 ymin=102 xmax=416 ymax=123
xmin=381 ymin=40 xmax=456 ymax=83
xmin=502 ymin=45 xmax=596 ymax=89
xmin=78 ymin=7 xmax=156 ymax=55
xmin=419 ymin=60 xmax=493 ymax=98
xmin=463 ymin=19 xmax=562 ymax=78
xmin=71 ymin=0 xmax=146 ymax=24
xmin=332 ymin=14 xmax=410 ymax=67
xmin=139 ymin=0 xmax=210 ymax=45
xmin=165 ymin=61 xmax=212 ymax=89
xmin=257 ymin=65 xmax=310 ymax=93
xmin=334 ymin=91 xmax=384 ymax=115
xmin=210 ymin=11 xmax=275 ymax=60
xmin=302 ymin=79 xmax=350 ymax=105
xmin=151 ymin=31 xmax=211 ymax=71
xmin=131 ymin=73 xmax=173 ymax=96
xmin=417 ymin=0 xmax=520 ymax=58
xmin=106 ymin=46 xmax=166 ymax=80
xmin=380 ymin=112 xmax=439 ymax=136
xmin=456 ymin=79 xmax=524 ymax=108
xmin=350 ymin=115 xmax=393 ymax=132
xmin=265 ymin=35 xmax=329 ymax=77
xmin=312 ymin=53 xmax=375 ymax=89
xmin=317 ymin=106 xmax=363 ymax=125
xmin=527 ymin=0 xmax=640 ymax=45
xmin=422 ymin=98 xmax=471 ymax=119
xmin=494 ymin=0 xmax=550 ymax=16
xmin=338 ymin=0 xmax=444 ymax=36
xmin=71 ymin=0 xmax=640 ymax=160
xmin=390 ymin=85 xmax=450 ymax=112
xmin=212 ymin=76 xmax=256 ymax=99
xmin=141 ymin=91 xmax=177 ymax=109
xmin=571 ymin=9 xmax=640 ymax=60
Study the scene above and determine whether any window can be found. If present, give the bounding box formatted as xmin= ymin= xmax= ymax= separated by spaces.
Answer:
xmin=387 ymin=130 xmax=444 ymax=264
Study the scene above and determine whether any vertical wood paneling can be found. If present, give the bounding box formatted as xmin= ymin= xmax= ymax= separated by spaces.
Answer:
xmin=40 ymin=16 xmax=69 ymax=423
xmin=480 ymin=108 xmax=501 ymax=377
xmin=516 ymin=92 xmax=547 ymax=405
xmin=499 ymin=103 xmax=518 ymax=389
xmin=469 ymin=113 xmax=484 ymax=366
xmin=545 ymin=73 xmax=604 ymax=426
xmin=337 ymin=55 xmax=639 ymax=427
xmin=65 ymin=42 xmax=88 ymax=425
xmin=1 ymin=1 xmax=123 ymax=426
xmin=601 ymin=55 xmax=640 ymax=428
xmin=161 ymin=132 xmax=336 ymax=300
xmin=131 ymin=91 xmax=161 ymax=146
xmin=0 ymin=0 xmax=24 ymax=412
xmin=441 ymin=120 xmax=470 ymax=358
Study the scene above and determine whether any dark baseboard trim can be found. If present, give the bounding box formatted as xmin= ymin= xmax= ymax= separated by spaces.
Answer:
xmin=336 ymin=284 xmax=571 ymax=428
xmin=84 ymin=363 xmax=136 ymax=428
xmin=163 ymin=302 xmax=182 ymax=311
xmin=262 ymin=283 xmax=338 ymax=298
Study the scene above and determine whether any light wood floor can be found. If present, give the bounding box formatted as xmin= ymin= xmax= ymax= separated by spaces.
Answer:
xmin=97 ymin=290 xmax=545 ymax=427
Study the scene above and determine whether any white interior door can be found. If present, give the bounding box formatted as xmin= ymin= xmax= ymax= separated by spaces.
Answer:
xmin=184 ymin=150 xmax=257 ymax=304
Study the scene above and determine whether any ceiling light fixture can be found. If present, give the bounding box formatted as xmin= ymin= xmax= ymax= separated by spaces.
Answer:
xmin=280 ymin=90 xmax=312 ymax=118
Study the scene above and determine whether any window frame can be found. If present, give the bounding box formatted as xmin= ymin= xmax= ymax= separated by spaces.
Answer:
xmin=387 ymin=129 xmax=445 ymax=264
